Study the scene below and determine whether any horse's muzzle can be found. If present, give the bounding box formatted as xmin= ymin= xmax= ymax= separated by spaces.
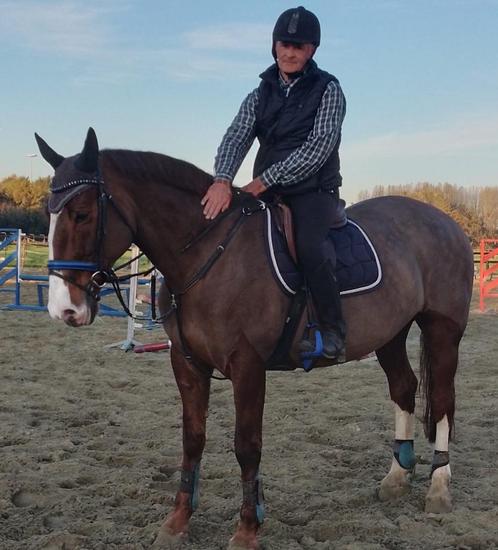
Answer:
xmin=61 ymin=306 xmax=94 ymax=326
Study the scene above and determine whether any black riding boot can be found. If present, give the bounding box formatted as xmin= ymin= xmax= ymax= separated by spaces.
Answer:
xmin=299 ymin=260 xmax=346 ymax=361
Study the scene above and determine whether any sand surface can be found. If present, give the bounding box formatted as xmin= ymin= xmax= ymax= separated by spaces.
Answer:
xmin=0 ymin=287 xmax=497 ymax=549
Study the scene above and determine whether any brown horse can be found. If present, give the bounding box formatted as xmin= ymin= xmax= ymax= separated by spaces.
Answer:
xmin=36 ymin=128 xmax=473 ymax=549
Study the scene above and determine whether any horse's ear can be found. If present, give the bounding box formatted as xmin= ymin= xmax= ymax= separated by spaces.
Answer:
xmin=75 ymin=127 xmax=99 ymax=173
xmin=34 ymin=133 xmax=64 ymax=170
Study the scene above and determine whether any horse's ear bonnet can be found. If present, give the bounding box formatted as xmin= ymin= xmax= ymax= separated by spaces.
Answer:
xmin=35 ymin=128 xmax=102 ymax=214
xmin=74 ymin=127 xmax=99 ymax=173
xmin=34 ymin=133 xmax=65 ymax=170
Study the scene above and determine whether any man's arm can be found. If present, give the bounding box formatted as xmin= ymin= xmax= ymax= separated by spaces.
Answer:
xmin=202 ymin=89 xmax=259 ymax=219
xmin=214 ymin=89 xmax=259 ymax=182
xmin=259 ymin=80 xmax=346 ymax=189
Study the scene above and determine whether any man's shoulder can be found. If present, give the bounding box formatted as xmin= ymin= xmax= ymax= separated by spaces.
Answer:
xmin=246 ymin=87 xmax=261 ymax=103
xmin=259 ymin=63 xmax=278 ymax=82
xmin=315 ymin=66 xmax=341 ymax=86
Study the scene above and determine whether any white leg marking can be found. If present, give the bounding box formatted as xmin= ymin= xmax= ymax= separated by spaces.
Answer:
xmin=435 ymin=414 xmax=450 ymax=452
xmin=426 ymin=464 xmax=452 ymax=513
xmin=378 ymin=403 xmax=415 ymax=501
xmin=47 ymin=213 xmax=88 ymax=323
xmin=394 ymin=403 xmax=415 ymax=440
xmin=426 ymin=415 xmax=452 ymax=513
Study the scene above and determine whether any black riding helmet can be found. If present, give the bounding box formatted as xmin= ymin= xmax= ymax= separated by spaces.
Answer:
xmin=272 ymin=6 xmax=321 ymax=59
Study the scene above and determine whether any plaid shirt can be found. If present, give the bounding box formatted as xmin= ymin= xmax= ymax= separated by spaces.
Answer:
xmin=214 ymin=74 xmax=346 ymax=188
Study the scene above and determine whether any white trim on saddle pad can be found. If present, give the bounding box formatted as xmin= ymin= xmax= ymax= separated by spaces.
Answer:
xmin=266 ymin=209 xmax=296 ymax=295
xmin=341 ymin=219 xmax=382 ymax=295
xmin=265 ymin=208 xmax=383 ymax=296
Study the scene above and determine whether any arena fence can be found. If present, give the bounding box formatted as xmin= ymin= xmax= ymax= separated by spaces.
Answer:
xmin=479 ymin=238 xmax=498 ymax=312
xmin=1 ymin=229 xmax=168 ymax=352
xmin=0 ymin=228 xmax=132 ymax=316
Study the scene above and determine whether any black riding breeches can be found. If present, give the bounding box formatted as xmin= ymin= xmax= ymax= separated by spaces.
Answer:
xmin=284 ymin=189 xmax=346 ymax=336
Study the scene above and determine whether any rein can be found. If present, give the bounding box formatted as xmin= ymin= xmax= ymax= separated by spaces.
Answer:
xmin=160 ymin=198 xmax=266 ymax=380
xmin=163 ymin=198 xmax=266 ymax=319
xmin=88 ymin=196 xmax=266 ymax=325
xmin=48 ymin=175 xmax=266 ymax=378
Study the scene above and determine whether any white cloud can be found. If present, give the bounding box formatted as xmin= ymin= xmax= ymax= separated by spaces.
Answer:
xmin=160 ymin=50 xmax=264 ymax=81
xmin=0 ymin=0 xmax=122 ymax=55
xmin=342 ymin=114 xmax=498 ymax=161
xmin=183 ymin=23 xmax=272 ymax=53
xmin=0 ymin=3 xmax=272 ymax=83
xmin=160 ymin=22 xmax=272 ymax=81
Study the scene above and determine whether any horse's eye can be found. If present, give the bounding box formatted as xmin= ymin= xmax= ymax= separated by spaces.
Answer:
xmin=74 ymin=212 xmax=89 ymax=224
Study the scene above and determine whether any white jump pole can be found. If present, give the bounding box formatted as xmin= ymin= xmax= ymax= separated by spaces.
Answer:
xmin=105 ymin=244 xmax=143 ymax=351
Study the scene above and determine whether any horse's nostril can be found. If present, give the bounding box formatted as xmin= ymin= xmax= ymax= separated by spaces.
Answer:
xmin=63 ymin=309 xmax=76 ymax=319
xmin=62 ymin=309 xmax=81 ymax=327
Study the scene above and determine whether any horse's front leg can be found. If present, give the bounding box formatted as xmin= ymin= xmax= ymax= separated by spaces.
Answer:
xmin=378 ymin=404 xmax=417 ymax=500
xmin=228 ymin=340 xmax=266 ymax=550
xmin=154 ymin=347 xmax=211 ymax=546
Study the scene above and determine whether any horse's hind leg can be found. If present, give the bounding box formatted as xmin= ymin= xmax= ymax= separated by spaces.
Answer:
xmin=417 ymin=311 xmax=462 ymax=514
xmin=376 ymin=322 xmax=418 ymax=501
xmin=154 ymin=347 xmax=211 ymax=545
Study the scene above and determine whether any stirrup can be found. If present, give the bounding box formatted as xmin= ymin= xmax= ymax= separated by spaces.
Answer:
xmin=299 ymin=329 xmax=346 ymax=372
xmin=299 ymin=330 xmax=324 ymax=372
xmin=321 ymin=330 xmax=346 ymax=362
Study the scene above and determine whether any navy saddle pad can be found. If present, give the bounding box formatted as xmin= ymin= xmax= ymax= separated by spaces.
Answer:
xmin=265 ymin=208 xmax=382 ymax=296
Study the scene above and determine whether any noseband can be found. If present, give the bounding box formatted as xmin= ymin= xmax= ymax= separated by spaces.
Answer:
xmin=47 ymin=172 xmax=136 ymax=301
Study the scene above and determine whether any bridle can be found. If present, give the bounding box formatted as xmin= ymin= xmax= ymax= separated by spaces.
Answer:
xmin=47 ymin=171 xmax=148 ymax=302
xmin=47 ymin=172 xmax=266 ymax=319
xmin=47 ymin=171 xmax=267 ymax=379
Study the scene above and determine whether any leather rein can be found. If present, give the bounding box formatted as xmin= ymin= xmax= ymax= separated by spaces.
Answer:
xmin=48 ymin=176 xmax=267 ymax=328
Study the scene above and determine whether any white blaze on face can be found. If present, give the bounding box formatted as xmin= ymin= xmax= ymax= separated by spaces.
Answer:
xmin=47 ymin=213 xmax=89 ymax=322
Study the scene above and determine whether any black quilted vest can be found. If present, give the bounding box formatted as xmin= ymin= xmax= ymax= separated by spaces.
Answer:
xmin=253 ymin=60 xmax=344 ymax=195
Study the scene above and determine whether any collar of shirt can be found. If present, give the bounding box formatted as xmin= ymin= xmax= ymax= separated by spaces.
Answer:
xmin=278 ymin=72 xmax=301 ymax=97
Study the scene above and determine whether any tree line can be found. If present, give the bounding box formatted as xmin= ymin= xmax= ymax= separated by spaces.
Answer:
xmin=1 ymin=174 xmax=497 ymax=244
xmin=0 ymin=175 xmax=49 ymax=234
xmin=357 ymin=182 xmax=498 ymax=245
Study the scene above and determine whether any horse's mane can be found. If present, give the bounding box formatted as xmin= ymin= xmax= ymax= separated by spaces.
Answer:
xmin=103 ymin=149 xmax=213 ymax=196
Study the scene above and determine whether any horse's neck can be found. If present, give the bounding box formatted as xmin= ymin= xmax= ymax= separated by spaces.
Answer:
xmin=128 ymin=180 xmax=211 ymax=287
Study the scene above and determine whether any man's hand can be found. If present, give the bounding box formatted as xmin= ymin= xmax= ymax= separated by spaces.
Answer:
xmin=241 ymin=177 xmax=266 ymax=197
xmin=201 ymin=179 xmax=232 ymax=220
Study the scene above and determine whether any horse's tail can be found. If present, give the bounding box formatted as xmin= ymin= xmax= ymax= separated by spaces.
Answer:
xmin=418 ymin=332 xmax=455 ymax=443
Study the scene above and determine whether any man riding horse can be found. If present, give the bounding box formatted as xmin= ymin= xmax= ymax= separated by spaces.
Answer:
xmin=201 ymin=6 xmax=347 ymax=361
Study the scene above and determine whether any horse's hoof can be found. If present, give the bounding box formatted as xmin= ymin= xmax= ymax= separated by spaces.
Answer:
xmin=151 ymin=526 xmax=186 ymax=549
xmin=425 ymin=464 xmax=452 ymax=513
xmin=425 ymin=492 xmax=452 ymax=514
xmin=378 ymin=463 xmax=413 ymax=501
xmin=228 ymin=534 xmax=260 ymax=550
xmin=378 ymin=479 xmax=411 ymax=501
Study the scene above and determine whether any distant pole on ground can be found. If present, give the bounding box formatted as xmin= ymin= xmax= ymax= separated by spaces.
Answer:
xmin=105 ymin=244 xmax=143 ymax=351
xmin=26 ymin=153 xmax=37 ymax=182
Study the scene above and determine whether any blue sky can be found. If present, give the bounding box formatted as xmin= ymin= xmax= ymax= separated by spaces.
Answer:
xmin=1 ymin=0 xmax=497 ymax=204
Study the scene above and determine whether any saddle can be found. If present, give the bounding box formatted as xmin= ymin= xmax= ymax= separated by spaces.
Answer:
xmin=265 ymin=201 xmax=382 ymax=371
xmin=266 ymin=202 xmax=382 ymax=297
xmin=273 ymin=203 xmax=299 ymax=264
